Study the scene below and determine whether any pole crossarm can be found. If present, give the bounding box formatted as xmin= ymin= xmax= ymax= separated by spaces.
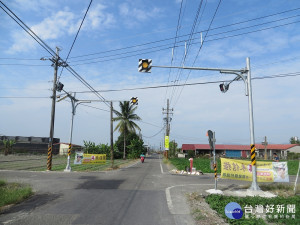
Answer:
xmin=152 ymin=64 xmax=249 ymax=96
xmin=152 ymin=65 xmax=248 ymax=73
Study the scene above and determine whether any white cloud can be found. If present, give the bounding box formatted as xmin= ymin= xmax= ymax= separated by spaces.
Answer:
xmin=12 ymin=0 xmax=56 ymax=12
xmin=32 ymin=11 xmax=76 ymax=40
xmin=119 ymin=3 xmax=163 ymax=28
xmin=6 ymin=10 xmax=76 ymax=54
xmin=6 ymin=3 xmax=116 ymax=54
xmin=85 ymin=4 xmax=115 ymax=30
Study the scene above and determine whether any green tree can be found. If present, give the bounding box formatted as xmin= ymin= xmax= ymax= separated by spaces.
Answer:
xmin=115 ymin=132 xmax=141 ymax=156
xmin=127 ymin=138 xmax=145 ymax=159
xmin=1 ymin=139 xmax=15 ymax=155
xmin=290 ymin=137 xmax=300 ymax=144
xmin=169 ymin=140 xmax=181 ymax=158
xmin=83 ymin=141 xmax=112 ymax=158
xmin=113 ymin=101 xmax=141 ymax=159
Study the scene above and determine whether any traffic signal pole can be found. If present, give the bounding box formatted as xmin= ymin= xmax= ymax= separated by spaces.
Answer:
xmin=142 ymin=57 xmax=260 ymax=190
xmin=246 ymin=57 xmax=260 ymax=191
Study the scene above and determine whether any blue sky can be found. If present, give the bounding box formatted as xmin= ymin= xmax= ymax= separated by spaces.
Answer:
xmin=1 ymin=0 xmax=300 ymax=149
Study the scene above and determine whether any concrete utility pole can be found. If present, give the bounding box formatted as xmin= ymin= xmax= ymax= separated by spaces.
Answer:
xmin=110 ymin=101 xmax=114 ymax=168
xmin=262 ymin=136 xmax=268 ymax=160
xmin=162 ymin=99 xmax=173 ymax=159
xmin=47 ymin=47 xmax=60 ymax=171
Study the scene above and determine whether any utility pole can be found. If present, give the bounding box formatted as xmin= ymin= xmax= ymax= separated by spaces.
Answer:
xmin=162 ymin=99 xmax=173 ymax=159
xmin=110 ymin=101 xmax=114 ymax=168
xmin=262 ymin=136 xmax=268 ymax=160
xmin=47 ymin=47 xmax=60 ymax=171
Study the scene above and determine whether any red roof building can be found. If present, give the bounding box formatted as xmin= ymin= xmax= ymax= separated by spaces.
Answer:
xmin=181 ymin=143 xmax=300 ymax=159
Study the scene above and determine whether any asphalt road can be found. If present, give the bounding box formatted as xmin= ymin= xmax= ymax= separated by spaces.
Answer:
xmin=0 ymin=154 xmax=298 ymax=225
xmin=0 ymin=154 xmax=193 ymax=225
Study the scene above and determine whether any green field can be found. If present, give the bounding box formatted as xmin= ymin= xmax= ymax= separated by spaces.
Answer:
xmin=0 ymin=154 xmax=138 ymax=172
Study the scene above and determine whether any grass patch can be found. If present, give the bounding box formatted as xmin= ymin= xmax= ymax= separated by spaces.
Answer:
xmin=192 ymin=208 xmax=205 ymax=220
xmin=0 ymin=180 xmax=5 ymax=187
xmin=169 ymin=158 xmax=221 ymax=173
xmin=0 ymin=180 xmax=33 ymax=208
xmin=259 ymin=183 xmax=300 ymax=196
xmin=287 ymin=160 xmax=300 ymax=175
xmin=205 ymin=194 xmax=300 ymax=225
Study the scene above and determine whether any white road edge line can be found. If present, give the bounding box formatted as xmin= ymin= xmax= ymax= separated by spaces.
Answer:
xmin=160 ymin=162 xmax=164 ymax=174
xmin=165 ymin=183 xmax=225 ymax=215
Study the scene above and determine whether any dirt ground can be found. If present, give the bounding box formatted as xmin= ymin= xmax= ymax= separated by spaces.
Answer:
xmin=187 ymin=192 xmax=229 ymax=225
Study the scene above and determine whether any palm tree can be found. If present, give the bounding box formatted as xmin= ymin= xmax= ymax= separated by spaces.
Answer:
xmin=113 ymin=101 xmax=141 ymax=159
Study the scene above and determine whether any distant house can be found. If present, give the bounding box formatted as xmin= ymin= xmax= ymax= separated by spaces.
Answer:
xmin=59 ymin=143 xmax=83 ymax=155
xmin=182 ymin=143 xmax=300 ymax=159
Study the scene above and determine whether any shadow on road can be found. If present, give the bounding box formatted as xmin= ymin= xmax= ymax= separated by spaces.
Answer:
xmin=76 ymin=176 xmax=124 ymax=189
xmin=0 ymin=193 xmax=61 ymax=215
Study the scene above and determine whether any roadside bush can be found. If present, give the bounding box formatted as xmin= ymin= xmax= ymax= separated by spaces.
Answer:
xmin=83 ymin=141 xmax=126 ymax=159
xmin=288 ymin=152 xmax=300 ymax=160
xmin=83 ymin=141 xmax=110 ymax=157
xmin=187 ymin=151 xmax=196 ymax=159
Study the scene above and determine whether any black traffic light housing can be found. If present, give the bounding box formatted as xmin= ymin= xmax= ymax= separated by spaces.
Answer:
xmin=131 ymin=97 xmax=138 ymax=105
xmin=219 ymin=83 xmax=229 ymax=93
xmin=56 ymin=82 xmax=64 ymax=92
xmin=138 ymin=59 xmax=152 ymax=73
xmin=207 ymin=130 xmax=214 ymax=150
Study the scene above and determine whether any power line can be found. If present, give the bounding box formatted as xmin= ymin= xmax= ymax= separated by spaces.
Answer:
xmin=58 ymin=0 xmax=93 ymax=81
xmin=139 ymin=120 xmax=162 ymax=128
xmin=68 ymin=18 xmax=300 ymax=67
xmin=68 ymin=71 xmax=300 ymax=94
xmin=0 ymin=1 xmax=56 ymax=57
xmin=164 ymin=0 xmax=185 ymax=108
xmin=2 ymin=13 xmax=299 ymax=67
xmin=1 ymin=72 xmax=299 ymax=99
xmin=172 ymin=0 xmax=222 ymax=108
xmin=0 ymin=63 xmax=48 ymax=66
xmin=0 ymin=58 xmax=41 ymax=60
xmin=0 ymin=96 xmax=50 ymax=99
xmin=74 ymin=103 xmax=110 ymax=112
xmin=142 ymin=125 xmax=166 ymax=138
xmin=169 ymin=0 xmax=206 ymax=108
xmin=0 ymin=1 xmax=110 ymax=108
xmin=67 ymin=7 xmax=300 ymax=60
